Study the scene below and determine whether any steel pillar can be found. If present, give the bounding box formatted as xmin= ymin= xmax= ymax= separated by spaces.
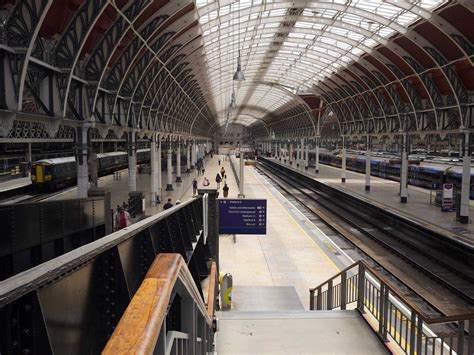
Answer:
xmin=400 ymin=134 xmax=408 ymax=203
xmin=365 ymin=136 xmax=371 ymax=191
xmin=166 ymin=143 xmax=173 ymax=191
xmin=341 ymin=138 xmax=346 ymax=183
xmin=186 ymin=143 xmax=191 ymax=173
xmin=150 ymin=137 xmax=158 ymax=206
xmin=128 ymin=132 xmax=137 ymax=192
xmin=157 ymin=140 xmax=162 ymax=204
xmin=176 ymin=141 xmax=182 ymax=182
xmin=460 ymin=132 xmax=470 ymax=224
xmin=77 ymin=125 xmax=89 ymax=198
xmin=315 ymin=142 xmax=320 ymax=174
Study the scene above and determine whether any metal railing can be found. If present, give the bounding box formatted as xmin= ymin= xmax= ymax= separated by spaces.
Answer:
xmin=310 ymin=261 xmax=474 ymax=355
xmin=0 ymin=197 xmax=209 ymax=354
xmin=103 ymin=254 xmax=217 ymax=355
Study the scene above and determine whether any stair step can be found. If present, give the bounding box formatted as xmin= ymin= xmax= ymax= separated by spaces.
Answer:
xmin=217 ymin=309 xmax=357 ymax=320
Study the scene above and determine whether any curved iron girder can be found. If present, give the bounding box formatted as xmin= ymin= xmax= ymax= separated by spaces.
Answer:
xmin=109 ymin=13 xmax=198 ymax=119
xmin=144 ymin=49 xmax=212 ymax=131
xmin=125 ymin=32 xmax=203 ymax=127
xmin=63 ymin=1 xmax=170 ymax=120
xmin=89 ymin=1 xmax=192 ymax=116
xmin=11 ymin=0 xmax=53 ymax=111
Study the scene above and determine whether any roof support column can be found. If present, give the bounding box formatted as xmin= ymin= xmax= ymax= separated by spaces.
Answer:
xmin=290 ymin=143 xmax=294 ymax=165
xmin=166 ymin=139 xmax=173 ymax=191
xmin=186 ymin=141 xmax=191 ymax=173
xmin=305 ymin=140 xmax=309 ymax=170
xmin=400 ymin=134 xmax=408 ymax=203
xmin=459 ymin=131 xmax=470 ymax=224
xmin=176 ymin=139 xmax=182 ymax=183
xmin=157 ymin=139 xmax=162 ymax=204
xmin=76 ymin=125 xmax=90 ymax=199
xmin=315 ymin=138 xmax=320 ymax=174
xmin=341 ymin=136 xmax=346 ymax=183
xmin=128 ymin=132 xmax=137 ymax=193
xmin=192 ymin=141 xmax=197 ymax=169
xmin=365 ymin=136 xmax=371 ymax=192
xmin=150 ymin=136 xmax=158 ymax=207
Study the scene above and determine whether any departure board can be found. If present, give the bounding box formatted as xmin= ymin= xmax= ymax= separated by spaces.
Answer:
xmin=218 ymin=199 xmax=267 ymax=235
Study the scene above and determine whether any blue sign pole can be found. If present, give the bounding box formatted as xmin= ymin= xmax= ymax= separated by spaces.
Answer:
xmin=219 ymin=199 xmax=267 ymax=235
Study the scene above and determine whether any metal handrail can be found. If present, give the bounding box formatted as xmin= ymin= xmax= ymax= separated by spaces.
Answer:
xmin=309 ymin=260 xmax=474 ymax=355
xmin=103 ymin=253 xmax=216 ymax=354
xmin=0 ymin=196 xmax=203 ymax=308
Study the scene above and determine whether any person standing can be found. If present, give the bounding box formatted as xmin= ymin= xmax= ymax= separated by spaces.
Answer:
xmin=163 ymin=198 xmax=173 ymax=210
xmin=215 ymin=173 xmax=222 ymax=189
xmin=220 ymin=166 xmax=225 ymax=179
xmin=223 ymin=183 xmax=229 ymax=198
xmin=118 ymin=207 xmax=130 ymax=229
xmin=218 ymin=159 xmax=221 ymax=166
xmin=192 ymin=178 xmax=198 ymax=195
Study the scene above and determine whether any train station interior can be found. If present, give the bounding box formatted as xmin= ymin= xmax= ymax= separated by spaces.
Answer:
xmin=0 ymin=0 xmax=473 ymax=354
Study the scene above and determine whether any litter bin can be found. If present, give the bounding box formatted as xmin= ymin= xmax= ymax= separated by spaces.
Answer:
xmin=129 ymin=191 xmax=145 ymax=217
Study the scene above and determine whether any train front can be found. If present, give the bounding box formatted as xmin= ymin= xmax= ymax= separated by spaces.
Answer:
xmin=31 ymin=161 xmax=52 ymax=188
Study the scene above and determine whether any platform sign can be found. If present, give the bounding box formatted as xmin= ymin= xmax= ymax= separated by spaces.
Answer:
xmin=441 ymin=183 xmax=454 ymax=212
xmin=219 ymin=199 xmax=267 ymax=234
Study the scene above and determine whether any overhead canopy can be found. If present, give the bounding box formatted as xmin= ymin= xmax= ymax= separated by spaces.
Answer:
xmin=196 ymin=0 xmax=473 ymax=138
xmin=0 ymin=0 xmax=472 ymax=140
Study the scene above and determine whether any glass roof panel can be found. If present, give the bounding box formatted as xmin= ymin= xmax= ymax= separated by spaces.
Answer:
xmin=197 ymin=0 xmax=447 ymax=125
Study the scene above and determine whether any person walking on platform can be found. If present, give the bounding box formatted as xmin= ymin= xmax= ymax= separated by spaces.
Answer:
xmin=223 ymin=183 xmax=229 ymax=198
xmin=215 ymin=173 xmax=222 ymax=189
xmin=192 ymin=178 xmax=198 ymax=195
xmin=220 ymin=166 xmax=225 ymax=179
xmin=163 ymin=198 xmax=173 ymax=210
xmin=203 ymin=177 xmax=210 ymax=186
xmin=118 ymin=207 xmax=130 ymax=229
xmin=218 ymin=159 xmax=221 ymax=166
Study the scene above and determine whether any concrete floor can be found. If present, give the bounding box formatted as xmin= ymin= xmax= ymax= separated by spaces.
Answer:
xmin=273 ymin=158 xmax=474 ymax=244
xmin=219 ymin=161 xmax=340 ymax=310
xmin=216 ymin=310 xmax=388 ymax=355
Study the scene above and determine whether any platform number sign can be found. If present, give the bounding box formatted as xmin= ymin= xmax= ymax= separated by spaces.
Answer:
xmin=218 ymin=199 xmax=267 ymax=235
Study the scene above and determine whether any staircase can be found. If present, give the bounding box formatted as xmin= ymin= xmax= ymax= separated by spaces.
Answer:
xmin=215 ymin=261 xmax=474 ymax=355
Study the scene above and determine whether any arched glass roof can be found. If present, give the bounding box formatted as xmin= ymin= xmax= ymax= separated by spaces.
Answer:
xmin=196 ymin=0 xmax=447 ymax=127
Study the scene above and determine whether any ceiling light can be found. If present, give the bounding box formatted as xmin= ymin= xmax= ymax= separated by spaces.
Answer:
xmin=233 ymin=50 xmax=245 ymax=81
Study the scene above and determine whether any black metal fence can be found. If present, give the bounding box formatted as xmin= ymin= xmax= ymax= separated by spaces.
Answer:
xmin=0 ymin=197 xmax=107 ymax=281
xmin=0 ymin=197 xmax=207 ymax=355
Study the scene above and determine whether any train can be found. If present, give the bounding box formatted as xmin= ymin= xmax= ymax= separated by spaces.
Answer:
xmin=308 ymin=152 xmax=474 ymax=199
xmin=31 ymin=149 xmax=151 ymax=190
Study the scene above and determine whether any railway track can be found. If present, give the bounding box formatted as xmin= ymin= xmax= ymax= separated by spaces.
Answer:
xmin=258 ymin=158 xmax=474 ymax=321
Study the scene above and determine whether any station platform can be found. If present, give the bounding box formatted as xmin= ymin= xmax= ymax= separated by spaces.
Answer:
xmin=0 ymin=176 xmax=31 ymax=193
xmin=271 ymin=158 xmax=474 ymax=245
xmin=219 ymin=160 xmax=342 ymax=309
xmin=47 ymin=155 xmax=240 ymax=216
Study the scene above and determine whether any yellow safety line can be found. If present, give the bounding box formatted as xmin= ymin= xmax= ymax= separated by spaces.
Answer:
xmin=254 ymin=166 xmax=415 ymax=353
xmin=250 ymin=167 xmax=340 ymax=272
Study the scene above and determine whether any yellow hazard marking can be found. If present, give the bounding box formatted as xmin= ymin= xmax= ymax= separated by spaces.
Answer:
xmin=223 ymin=287 xmax=232 ymax=306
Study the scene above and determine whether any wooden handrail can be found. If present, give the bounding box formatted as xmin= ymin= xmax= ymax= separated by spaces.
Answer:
xmin=102 ymin=254 xmax=212 ymax=354
xmin=207 ymin=262 xmax=218 ymax=318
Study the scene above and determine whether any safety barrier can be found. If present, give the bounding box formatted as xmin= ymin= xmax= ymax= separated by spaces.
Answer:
xmin=0 ymin=197 xmax=212 ymax=354
xmin=103 ymin=254 xmax=217 ymax=354
xmin=310 ymin=261 xmax=474 ymax=355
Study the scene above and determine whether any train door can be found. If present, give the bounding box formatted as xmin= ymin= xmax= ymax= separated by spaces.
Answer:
xmin=36 ymin=165 xmax=44 ymax=182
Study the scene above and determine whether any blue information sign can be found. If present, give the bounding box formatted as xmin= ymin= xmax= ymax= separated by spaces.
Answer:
xmin=219 ymin=199 xmax=267 ymax=235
